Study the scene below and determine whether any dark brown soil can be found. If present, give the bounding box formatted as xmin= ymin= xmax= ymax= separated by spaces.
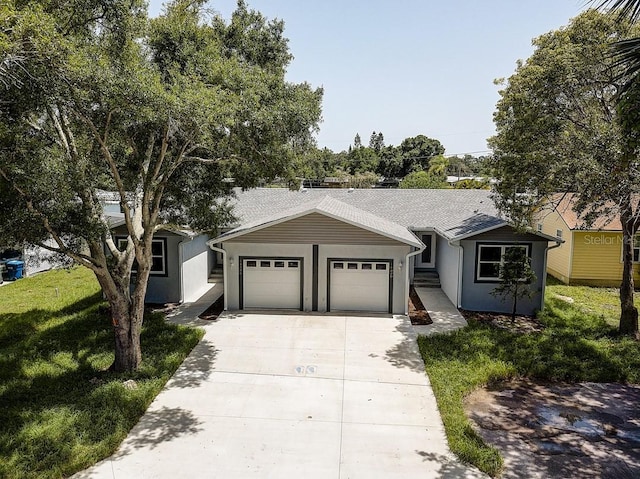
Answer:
xmin=460 ymin=309 xmax=544 ymax=334
xmin=409 ymin=286 xmax=432 ymax=325
xmin=465 ymin=380 xmax=640 ymax=478
xmin=198 ymin=295 xmax=224 ymax=321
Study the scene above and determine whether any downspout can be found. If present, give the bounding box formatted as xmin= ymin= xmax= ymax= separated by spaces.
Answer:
xmin=448 ymin=239 xmax=464 ymax=308
xmin=540 ymin=240 xmax=563 ymax=312
xmin=209 ymin=243 xmax=228 ymax=311
xmin=404 ymin=246 xmax=425 ymax=315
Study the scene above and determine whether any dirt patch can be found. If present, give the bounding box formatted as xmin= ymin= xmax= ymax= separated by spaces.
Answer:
xmin=465 ymin=380 xmax=640 ymax=478
xmin=460 ymin=309 xmax=544 ymax=334
xmin=198 ymin=295 xmax=224 ymax=321
xmin=409 ymin=286 xmax=432 ymax=325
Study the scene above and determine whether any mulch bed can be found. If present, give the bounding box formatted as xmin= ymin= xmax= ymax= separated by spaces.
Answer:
xmin=409 ymin=286 xmax=432 ymax=325
xmin=460 ymin=309 xmax=544 ymax=334
xmin=198 ymin=295 xmax=224 ymax=321
xmin=193 ymin=291 xmax=432 ymax=324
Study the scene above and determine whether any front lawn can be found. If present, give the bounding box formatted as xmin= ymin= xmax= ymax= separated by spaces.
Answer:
xmin=418 ymin=278 xmax=640 ymax=477
xmin=0 ymin=268 xmax=203 ymax=479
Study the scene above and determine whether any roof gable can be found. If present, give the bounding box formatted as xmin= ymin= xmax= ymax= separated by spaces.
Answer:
xmin=211 ymin=196 xmax=423 ymax=247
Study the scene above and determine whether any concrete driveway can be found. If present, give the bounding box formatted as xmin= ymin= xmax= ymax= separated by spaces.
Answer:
xmin=75 ymin=312 xmax=485 ymax=478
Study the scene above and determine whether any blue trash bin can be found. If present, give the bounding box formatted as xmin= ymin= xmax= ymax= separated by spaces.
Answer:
xmin=6 ymin=260 xmax=24 ymax=280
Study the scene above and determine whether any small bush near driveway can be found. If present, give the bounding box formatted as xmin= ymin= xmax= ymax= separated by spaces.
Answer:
xmin=0 ymin=268 xmax=203 ymax=479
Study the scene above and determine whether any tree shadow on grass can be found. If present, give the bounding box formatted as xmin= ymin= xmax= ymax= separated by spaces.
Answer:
xmin=0 ymin=295 xmax=202 ymax=478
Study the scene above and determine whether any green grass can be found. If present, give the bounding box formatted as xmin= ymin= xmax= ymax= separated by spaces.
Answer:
xmin=418 ymin=278 xmax=640 ymax=477
xmin=0 ymin=268 xmax=204 ymax=479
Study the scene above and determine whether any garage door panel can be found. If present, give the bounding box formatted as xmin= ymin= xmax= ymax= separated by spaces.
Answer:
xmin=243 ymin=259 xmax=301 ymax=309
xmin=329 ymin=261 xmax=390 ymax=313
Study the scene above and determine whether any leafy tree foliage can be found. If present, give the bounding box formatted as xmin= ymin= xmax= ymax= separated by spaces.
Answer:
xmin=399 ymin=171 xmax=448 ymax=189
xmin=454 ymin=179 xmax=490 ymax=190
xmin=0 ymin=0 xmax=322 ymax=370
xmin=368 ymin=131 xmax=384 ymax=152
xmin=489 ymin=10 xmax=640 ymax=337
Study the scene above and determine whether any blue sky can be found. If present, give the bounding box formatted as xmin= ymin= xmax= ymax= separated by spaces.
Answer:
xmin=148 ymin=1 xmax=591 ymax=156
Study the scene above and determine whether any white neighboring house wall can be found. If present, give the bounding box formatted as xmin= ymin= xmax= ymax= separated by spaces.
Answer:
xmin=435 ymin=234 xmax=461 ymax=307
xmin=180 ymin=234 xmax=212 ymax=303
xmin=23 ymin=238 xmax=66 ymax=276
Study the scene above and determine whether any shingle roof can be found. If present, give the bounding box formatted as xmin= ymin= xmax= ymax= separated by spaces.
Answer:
xmin=222 ymin=188 xmax=507 ymax=241
xmin=215 ymin=195 xmax=423 ymax=247
xmin=551 ymin=193 xmax=622 ymax=231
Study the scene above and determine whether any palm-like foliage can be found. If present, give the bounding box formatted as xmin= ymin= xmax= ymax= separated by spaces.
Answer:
xmin=598 ymin=0 xmax=640 ymax=21
xmin=597 ymin=1 xmax=640 ymax=84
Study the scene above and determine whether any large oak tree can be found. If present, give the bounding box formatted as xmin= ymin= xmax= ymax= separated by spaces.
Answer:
xmin=489 ymin=10 xmax=640 ymax=337
xmin=0 ymin=0 xmax=322 ymax=371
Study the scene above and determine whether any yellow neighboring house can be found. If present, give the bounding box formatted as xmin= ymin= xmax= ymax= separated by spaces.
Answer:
xmin=537 ymin=195 xmax=640 ymax=286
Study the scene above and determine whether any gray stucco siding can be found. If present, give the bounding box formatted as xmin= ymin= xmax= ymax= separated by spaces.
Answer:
xmin=111 ymin=228 xmax=185 ymax=304
xmin=460 ymin=238 xmax=547 ymax=315
xmin=144 ymin=233 xmax=183 ymax=304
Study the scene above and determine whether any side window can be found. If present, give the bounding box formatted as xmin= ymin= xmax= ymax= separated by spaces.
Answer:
xmin=115 ymin=237 xmax=167 ymax=275
xmin=477 ymin=244 xmax=529 ymax=282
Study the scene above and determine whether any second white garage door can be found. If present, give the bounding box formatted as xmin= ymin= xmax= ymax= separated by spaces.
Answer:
xmin=329 ymin=260 xmax=391 ymax=313
xmin=242 ymin=258 xmax=302 ymax=309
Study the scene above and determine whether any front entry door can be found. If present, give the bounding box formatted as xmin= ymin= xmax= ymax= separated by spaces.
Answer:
xmin=416 ymin=233 xmax=435 ymax=268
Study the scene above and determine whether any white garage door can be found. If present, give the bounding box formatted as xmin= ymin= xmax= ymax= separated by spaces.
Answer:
xmin=242 ymin=259 xmax=301 ymax=309
xmin=329 ymin=260 xmax=390 ymax=312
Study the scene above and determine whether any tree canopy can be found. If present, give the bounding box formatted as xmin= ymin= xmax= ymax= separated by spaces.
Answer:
xmin=0 ymin=0 xmax=323 ymax=370
xmin=489 ymin=9 xmax=640 ymax=336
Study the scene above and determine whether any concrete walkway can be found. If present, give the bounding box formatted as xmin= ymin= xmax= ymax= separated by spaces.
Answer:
xmin=412 ymin=287 xmax=469 ymax=336
xmin=74 ymin=289 xmax=485 ymax=479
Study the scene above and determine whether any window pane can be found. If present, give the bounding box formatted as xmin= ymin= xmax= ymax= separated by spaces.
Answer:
xmin=274 ymin=261 xmax=285 ymax=268
xmin=288 ymin=261 xmax=299 ymax=268
xmin=333 ymin=263 xmax=344 ymax=269
xmin=376 ymin=264 xmax=387 ymax=270
xmin=260 ymin=261 xmax=270 ymax=268
xmin=151 ymin=256 xmax=164 ymax=272
xmin=505 ymin=246 xmax=527 ymax=257
xmin=479 ymin=262 xmax=500 ymax=278
xmin=246 ymin=260 xmax=257 ymax=267
xmin=480 ymin=246 xmax=501 ymax=262
xmin=361 ymin=263 xmax=372 ymax=270
xmin=635 ymin=249 xmax=640 ymax=262
xmin=348 ymin=263 xmax=358 ymax=270
xmin=151 ymin=240 xmax=164 ymax=256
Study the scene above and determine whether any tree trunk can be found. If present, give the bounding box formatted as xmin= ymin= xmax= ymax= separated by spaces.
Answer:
xmin=110 ymin=293 xmax=143 ymax=372
xmin=511 ymin=284 xmax=518 ymax=323
xmin=95 ymin=270 xmax=146 ymax=372
xmin=619 ymin=209 xmax=639 ymax=338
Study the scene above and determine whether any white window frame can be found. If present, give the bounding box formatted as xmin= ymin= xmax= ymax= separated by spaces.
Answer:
xmin=476 ymin=244 xmax=530 ymax=282
xmin=116 ymin=237 xmax=167 ymax=276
